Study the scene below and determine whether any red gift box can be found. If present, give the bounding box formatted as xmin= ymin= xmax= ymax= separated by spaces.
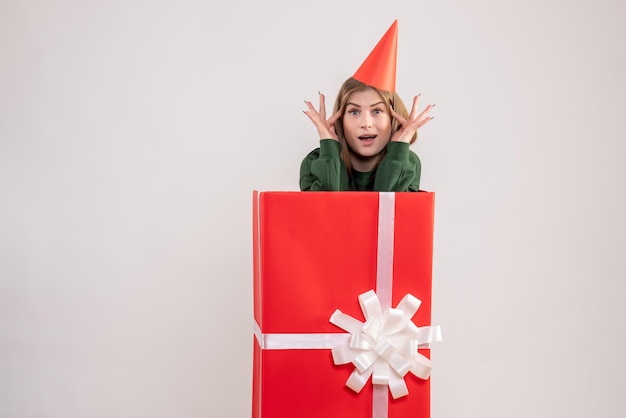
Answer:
xmin=252 ymin=191 xmax=438 ymax=418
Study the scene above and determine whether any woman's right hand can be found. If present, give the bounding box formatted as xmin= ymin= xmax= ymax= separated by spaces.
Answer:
xmin=303 ymin=92 xmax=342 ymax=141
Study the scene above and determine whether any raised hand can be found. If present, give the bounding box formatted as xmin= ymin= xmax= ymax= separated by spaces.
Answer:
xmin=390 ymin=95 xmax=435 ymax=144
xmin=303 ymin=92 xmax=342 ymax=141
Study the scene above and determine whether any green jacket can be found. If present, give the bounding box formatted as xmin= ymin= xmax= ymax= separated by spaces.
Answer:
xmin=300 ymin=139 xmax=421 ymax=191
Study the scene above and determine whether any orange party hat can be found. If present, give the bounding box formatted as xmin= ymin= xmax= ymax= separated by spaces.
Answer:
xmin=353 ymin=20 xmax=398 ymax=92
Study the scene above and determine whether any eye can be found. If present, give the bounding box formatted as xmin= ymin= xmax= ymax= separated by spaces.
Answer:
xmin=372 ymin=107 xmax=385 ymax=115
xmin=346 ymin=108 xmax=360 ymax=116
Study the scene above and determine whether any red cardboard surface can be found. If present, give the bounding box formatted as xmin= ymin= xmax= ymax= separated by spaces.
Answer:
xmin=252 ymin=191 xmax=434 ymax=418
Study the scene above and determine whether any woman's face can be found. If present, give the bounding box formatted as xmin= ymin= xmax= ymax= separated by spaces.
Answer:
xmin=342 ymin=88 xmax=392 ymax=172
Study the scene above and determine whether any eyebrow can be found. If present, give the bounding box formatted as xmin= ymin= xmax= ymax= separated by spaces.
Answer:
xmin=346 ymin=101 xmax=385 ymax=108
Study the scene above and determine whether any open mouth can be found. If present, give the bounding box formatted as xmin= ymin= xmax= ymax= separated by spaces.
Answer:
xmin=358 ymin=134 xmax=376 ymax=141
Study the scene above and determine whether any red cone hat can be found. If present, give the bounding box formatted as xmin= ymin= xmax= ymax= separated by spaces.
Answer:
xmin=353 ymin=20 xmax=398 ymax=92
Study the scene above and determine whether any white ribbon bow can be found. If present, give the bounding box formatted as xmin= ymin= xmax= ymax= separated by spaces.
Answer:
xmin=329 ymin=289 xmax=442 ymax=399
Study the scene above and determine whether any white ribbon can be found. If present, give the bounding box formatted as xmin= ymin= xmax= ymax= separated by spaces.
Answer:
xmin=329 ymin=289 xmax=442 ymax=399
xmin=376 ymin=192 xmax=396 ymax=311
xmin=254 ymin=320 xmax=350 ymax=349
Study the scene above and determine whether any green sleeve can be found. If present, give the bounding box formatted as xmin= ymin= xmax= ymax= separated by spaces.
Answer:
xmin=299 ymin=139 xmax=345 ymax=191
xmin=373 ymin=141 xmax=421 ymax=192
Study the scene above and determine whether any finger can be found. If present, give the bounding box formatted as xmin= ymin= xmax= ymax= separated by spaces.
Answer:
xmin=416 ymin=115 xmax=434 ymax=129
xmin=327 ymin=109 xmax=342 ymax=127
xmin=408 ymin=114 xmax=434 ymax=132
xmin=302 ymin=107 xmax=320 ymax=124
xmin=403 ymin=107 xmax=433 ymax=133
xmin=304 ymin=99 xmax=322 ymax=118
xmin=415 ymin=104 xmax=435 ymax=123
xmin=304 ymin=99 xmax=315 ymax=112
xmin=391 ymin=108 xmax=408 ymax=126
xmin=303 ymin=100 xmax=327 ymax=128
xmin=318 ymin=93 xmax=326 ymax=119
xmin=408 ymin=95 xmax=420 ymax=120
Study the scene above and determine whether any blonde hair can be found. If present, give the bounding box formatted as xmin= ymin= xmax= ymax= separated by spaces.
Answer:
xmin=332 ymin=78 xmax=415 ymax=174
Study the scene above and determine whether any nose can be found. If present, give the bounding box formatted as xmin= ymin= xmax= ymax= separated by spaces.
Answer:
xmin=360 ymin=113 xmax=372 ymax=128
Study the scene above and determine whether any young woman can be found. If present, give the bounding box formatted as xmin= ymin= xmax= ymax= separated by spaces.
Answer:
xmin=300 ymin=77 xmax=434 ymax=191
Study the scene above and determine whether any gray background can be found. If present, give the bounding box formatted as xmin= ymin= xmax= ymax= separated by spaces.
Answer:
xmin=1 ymin=0 xmax=625 ymax=417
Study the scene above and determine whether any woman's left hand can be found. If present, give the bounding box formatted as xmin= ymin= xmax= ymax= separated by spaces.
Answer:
xmin=390 ymin=95 xmax=435 ymax=143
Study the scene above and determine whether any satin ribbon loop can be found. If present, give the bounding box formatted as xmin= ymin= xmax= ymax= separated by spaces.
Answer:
xmin=372 ymin=361 xmax=390 ymax=385
xmin=389 ymin=373 xmax=409 ymax=399
xmin=331 ymin=344 xmax=355 ymax=365
xmin=380 ymin=308 xmax=406 ymax=335
xmin=409 ymin=352 xmax=433 ymax=380
xmin=346 ymin=367 xmax=373 ymax=393
xmin=396 ymin=293 xmax=421 ymax=318
xmin=417 ymin=325 xmax=443 ymax=346
xmin=354 ymin=350 xmax=379 ymax=373
xmin=351 ymin=331 xmax=374 ymax=350
xmin=329 ymin=309 xmax=364 ymax=334
xmin=387 ymin=353 xmax=413 ymax=377
xmin=362 ymin=317 xmax=382 ymax=340
xmin=359 ymin=290 xmax=383 ymax=320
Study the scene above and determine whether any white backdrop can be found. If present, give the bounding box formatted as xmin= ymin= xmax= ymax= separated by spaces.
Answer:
xmin=1 ymin=0 xmax=625 ymax=417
